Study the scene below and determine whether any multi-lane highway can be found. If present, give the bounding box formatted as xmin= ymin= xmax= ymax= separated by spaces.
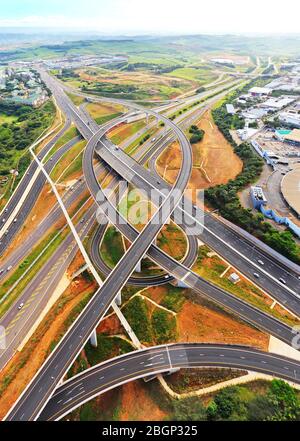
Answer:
xmin=5 ymin=73 xmax=194 ymax=420
xmin=80 ymin=125 xmax=299 ymax=347
xmin=0 ymin=119 xmax=74 ymax=255
xmin=39 ymin=343 xmax=300 ymax=421
xmin=0 ymin=202 xmax=96 ymax=370
xmin=94 ymin=137 xmax=300 ymax=316
xmin=3 ymin=68 xmax=300 ymax=421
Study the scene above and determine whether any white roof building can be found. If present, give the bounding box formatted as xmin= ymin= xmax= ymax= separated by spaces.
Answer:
xmin=249 ymin=86 xmax=272 ymax=96
xmin=279 ymin=110 xmax=300 ymax=128
xmin=261 ymin=97 xmax=295 ymax=110
xmin=226 ymin=104 xmax=236 ymax=114
xmin=242 ymin=108 xmax=268 ymax=120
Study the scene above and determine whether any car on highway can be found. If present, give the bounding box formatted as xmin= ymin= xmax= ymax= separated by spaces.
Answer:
xmin=2 ymin=219 xmax=5 ymax=223
xmin=253 ymin=273 xmax=260 ymax=278
xmin=279 ymin=277 xmax=287 ymax=285
xmin=18 ymin=303 xmax=24 ymax=310
xmin=151 ymin=137 xmax=156 ymax=142
xmin=7 ymin=265 xmax=12 ymax=271
xmin=257 ymin=259 xmax=264 ymax=266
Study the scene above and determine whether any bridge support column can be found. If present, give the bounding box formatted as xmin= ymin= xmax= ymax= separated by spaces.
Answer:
xmin=115 ymin=291 xmax=122 ymax=306
xmin=135 ymin=260 xmax=142 ymax=273
xmin=166 ymin=368 xmax=180 ymax=375
xmin=89 ymin=328 xmax=98 ymax=348
xmin=176 ymin=279 xmax=189 ymax=289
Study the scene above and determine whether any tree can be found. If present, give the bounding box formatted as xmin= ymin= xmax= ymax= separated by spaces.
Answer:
xmin=267 ymin=379 xmax=300 ymax=421
xmin=213 ymin=387 xmax=245 ymax=419
xmin=247 ymin=395 xmax=277 ymax=421
xmin=173 ymin=397 xmax=207 ymax=421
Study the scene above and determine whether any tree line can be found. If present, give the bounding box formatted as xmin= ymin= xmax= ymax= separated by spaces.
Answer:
xmin=205 ymin=97 xmax=300 ymax=263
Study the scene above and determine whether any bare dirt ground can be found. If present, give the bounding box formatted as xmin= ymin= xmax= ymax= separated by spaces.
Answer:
xmin=97 ymin=314 xmax=124 ymax=336
xmin=177 ymin=299 xmax=269 ymax=350
xmin=119 ymin=381 xmax=168 ymax=421
xmin=141 ymin=284 xmax=268 ymax=350
xmin=156 ymin=111 xmax=243 ymax=191
xmin=86 ymin=102 xmax=124 ymax=119
xmin=0 ymin=275 xmax=97 ymax=419
xmin=156 ymin=141 xmax=182 ymax=184
xmin=192 ymin=110 xmax=243 ymax=189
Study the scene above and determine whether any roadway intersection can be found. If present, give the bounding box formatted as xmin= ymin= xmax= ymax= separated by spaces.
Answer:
xmin=2 ymin=69 xmax=300 ymax=421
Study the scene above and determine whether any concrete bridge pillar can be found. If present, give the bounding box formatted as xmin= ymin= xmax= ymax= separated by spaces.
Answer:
xmin=167 ymin=368 xmax=181 ymax=375
xmin=89 ymin=328 xmax=98 ymax=348
xmin=176 ymin=279 xmax=189 ymax=289
xmin=115 ymin=291 xmax=122 ymax=306
xmin=135 ymin=260 xmax=142 ymax=273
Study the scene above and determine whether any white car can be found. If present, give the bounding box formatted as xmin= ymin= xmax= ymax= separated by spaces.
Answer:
xmin=253 ymin=273 xmax=260 ymax=279
xmin=257 ymin=259 xmax=264 ymax=266
xmin=18 ymin=303 xmax=24 ymax=310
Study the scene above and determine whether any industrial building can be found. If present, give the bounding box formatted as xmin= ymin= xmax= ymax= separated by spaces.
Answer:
xmin=250 ymin=186 xmax=267 ymax=209
xmin=281 ymin=166 xmax=300 ymax=218
xmin=275 ymin=128 xmax=300 ymax=146
xmin=261 ymin=96 xmax=295 ymax=110
xmin=226 ymin=104 xmax=236 ymax=114
xmin=242 ymin=108 xmax=268 ymax=120
xmin=249 ymin=86 xmax=272 ymax=97
xmin=279 ymin=110 xmax=300 ymax=128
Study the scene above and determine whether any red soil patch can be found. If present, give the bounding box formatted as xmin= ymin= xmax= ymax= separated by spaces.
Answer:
xmin=0 ymin=277 xmax=97 ymax=419
xmin=177 ymin=300 xmax=269 ymax=350
xmin=156 ymin=110 xmax=243 ymax=192
xmin=119 ymin=381 xmax=168 ymax=421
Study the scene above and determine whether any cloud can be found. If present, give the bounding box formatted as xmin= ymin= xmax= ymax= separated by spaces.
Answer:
xmin=0 ymin=16 xmax=95 ymax=28
xmin=0 ymin=1 xmax=300 ymax=35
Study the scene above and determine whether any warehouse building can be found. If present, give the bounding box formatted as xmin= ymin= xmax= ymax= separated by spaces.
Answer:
xmin=279 ymin=110 xmax=300 ymax=128
xmin=249 ymin=86 xmax=272 ymax=97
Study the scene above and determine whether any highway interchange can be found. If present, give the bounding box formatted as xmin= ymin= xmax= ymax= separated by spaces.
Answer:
xmin=1 ymin=68 xmax=300 ymax=420
xmin=40 ymin=343 xmax=300 ymax=421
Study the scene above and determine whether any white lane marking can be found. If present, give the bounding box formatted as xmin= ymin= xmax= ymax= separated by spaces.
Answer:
xmin=166 ymin=346 xmax=173 ymax=369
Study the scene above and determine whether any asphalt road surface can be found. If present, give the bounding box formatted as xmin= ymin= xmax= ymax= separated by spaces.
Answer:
xmin=39 ymin=343 xmax=300 ymax=421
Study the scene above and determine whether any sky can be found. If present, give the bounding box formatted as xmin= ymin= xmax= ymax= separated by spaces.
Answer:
xmin=0 ymin=0 xmax=300 ymax=35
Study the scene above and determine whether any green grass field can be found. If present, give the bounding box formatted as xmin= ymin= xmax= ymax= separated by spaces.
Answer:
xmin=167 ymin=66 xmax=218 ymax=85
